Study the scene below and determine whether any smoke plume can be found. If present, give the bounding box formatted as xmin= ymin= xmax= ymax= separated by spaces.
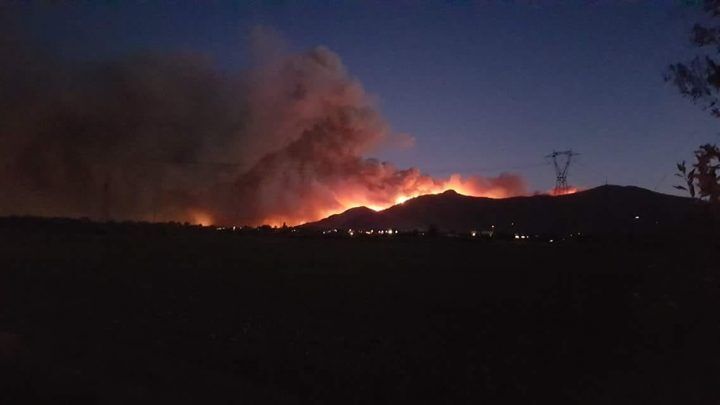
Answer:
xmin=0 ymin=26 xmax=526 ymax=226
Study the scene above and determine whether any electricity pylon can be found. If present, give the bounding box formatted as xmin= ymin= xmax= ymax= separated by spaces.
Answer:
xmin=546 ymin=150 xmax=579 ymax=195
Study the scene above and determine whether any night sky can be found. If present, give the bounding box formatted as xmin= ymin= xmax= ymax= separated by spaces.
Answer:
xmin=13 ymin=0 xmax=719 ymax=195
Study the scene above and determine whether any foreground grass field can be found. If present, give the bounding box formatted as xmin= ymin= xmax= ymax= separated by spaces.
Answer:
xmin=0 ymin=221 xmax=718 ymax=404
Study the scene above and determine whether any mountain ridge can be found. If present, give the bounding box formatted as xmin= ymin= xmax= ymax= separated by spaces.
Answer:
xmin=301 ymin=185 xmax=697 ymax=235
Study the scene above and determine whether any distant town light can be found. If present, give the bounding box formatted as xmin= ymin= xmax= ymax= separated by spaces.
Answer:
xmin=471 ymin=231 xmax=477 ymax=237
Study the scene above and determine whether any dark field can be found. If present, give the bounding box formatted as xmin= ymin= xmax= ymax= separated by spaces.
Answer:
xmin=0 ymin=221 xmax=718 ymax=404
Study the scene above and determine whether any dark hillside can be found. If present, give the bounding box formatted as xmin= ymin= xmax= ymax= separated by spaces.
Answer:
xmin=303 ymin=185 xmax=701 ymax=236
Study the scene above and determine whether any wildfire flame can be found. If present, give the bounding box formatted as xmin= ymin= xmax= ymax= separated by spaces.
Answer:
xmin=550 ymin=187 xmax=580 ymax=196
xmin=189 ymin=210 xmax=214 ymax=227
xmin=259 ymin=173 xmax=524 ymax=227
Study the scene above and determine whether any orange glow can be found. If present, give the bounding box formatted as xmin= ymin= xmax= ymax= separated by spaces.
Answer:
xmin=550 ymin=187 xmax=580 ymax=196
xmin=259 ymin=173 xmax=524 ymax=227
xmin=189 ymin=210 xmax=214 ymax=227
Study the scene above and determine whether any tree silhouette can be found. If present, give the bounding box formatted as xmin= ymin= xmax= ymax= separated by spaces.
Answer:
xmin=667 ymin=1 xmax=720 ymax=115
xmin=675 ymin=144 xmax=720 ymax=203
xmin=667 ymin=0 xmax=720 ymax=203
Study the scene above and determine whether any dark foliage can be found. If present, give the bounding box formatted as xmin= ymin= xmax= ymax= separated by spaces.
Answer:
xmin=675 ymin=144 xmax=720 ymax=204
xmin=667 ymin=0 xmax=720 ymax=115
xmin=667 ymin=1 xmax=720 ymax=204
xmin=0 ymin=219 xmax=718 ymax=404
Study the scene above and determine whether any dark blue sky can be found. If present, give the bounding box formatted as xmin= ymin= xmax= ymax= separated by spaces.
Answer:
xmin=17 ymin=0 xmax=719 ymax=194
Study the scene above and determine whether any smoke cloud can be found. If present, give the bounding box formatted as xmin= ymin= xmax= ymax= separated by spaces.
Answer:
xmin=0 ymin=25 xmax=526 ymax=226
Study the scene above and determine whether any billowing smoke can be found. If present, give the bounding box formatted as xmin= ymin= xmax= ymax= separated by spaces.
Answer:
xmin=0 ymin=25 xmax=526 ymax=226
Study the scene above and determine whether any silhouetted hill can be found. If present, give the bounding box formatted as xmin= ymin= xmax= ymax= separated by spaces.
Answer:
xmin=302 ymin=185 xmax=701 ymax=236
xmin=318 ymin=206 xmax=378 ymax=228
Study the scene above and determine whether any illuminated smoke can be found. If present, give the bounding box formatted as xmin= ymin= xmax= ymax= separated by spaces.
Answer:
xmin=0 ymin=25 xmax=526 ymax=226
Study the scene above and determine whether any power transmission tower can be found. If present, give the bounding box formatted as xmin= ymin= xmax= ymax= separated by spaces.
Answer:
xmin=546 ymin=150 xmax=579 ymax=195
